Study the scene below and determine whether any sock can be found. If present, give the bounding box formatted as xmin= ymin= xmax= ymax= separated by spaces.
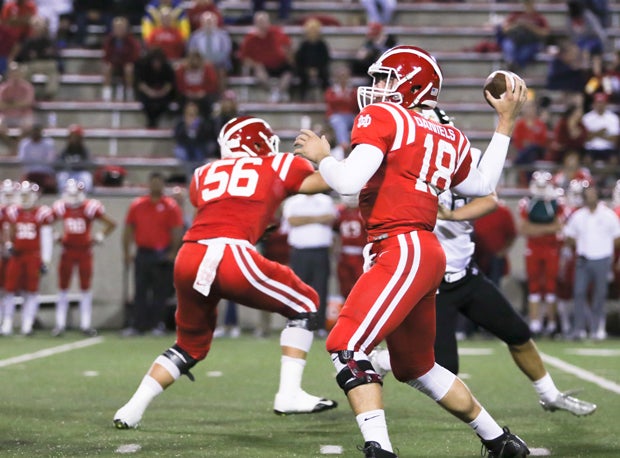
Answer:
xmin=125 ymin=374 xmax=164 ymax=413
xmin=356 ymin=409 xmax=393 ymax=452
xmin=533 ymin=373 xmax=561 ymax=404
xmin=56 ymin=290 xmax=69 ymax=329
xmin=79 ymin=290 xmax=93 ymax=330
xmin=3 ymin=293 xmax=15 ymax=319
xmin=21 ymin=293 xmax=39 ymax=334
xmin=468 ymin=408 xmax=504 ymax=440
xmin=278 ymin=355 xmax=305 ymax=396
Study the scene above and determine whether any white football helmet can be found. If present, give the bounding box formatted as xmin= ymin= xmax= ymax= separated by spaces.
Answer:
xmin=62 ymin=179 xmax=86 ymax=207
xmin=566 ymin=179 xmax=588 ymax=208
xmin=529 ymin=171 xmax=555 ymax=199
xmin=357 ymin=45 xmax=443 ymax=110
xmin=18 ymin=181 xmax=40 ymax=209
xmin=218 ymin=116 xmax=280 ymax=159
xmin=0 ymin=179 xmax=18 ymax=206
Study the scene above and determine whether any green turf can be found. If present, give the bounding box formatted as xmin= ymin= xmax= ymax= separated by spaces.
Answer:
xmin=1 ymin=333 xmax=619 ymax=457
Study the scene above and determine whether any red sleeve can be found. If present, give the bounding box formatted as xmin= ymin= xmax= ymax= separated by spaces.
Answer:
xmin=129 ymin=36 xmax=142 ymax=62
xmin=175 ymin=66 xmax=186 ymax=92
xmin=350 ymin=104 xmax=395 ymax=153
xmin=125 ymin=199 xmax=139 ymax=225
xmin=282 ymin=154 xmax=315 ymax=194
xmin=512 ymin=120 xmax=526 ymax=150
xmin=237 ymin=35 xmax=252 ymax=60
xmin=451 ymin=149 xmax=473 ymax=187
xmin=189 ymin=166 xmax=205 ymax=208
xmin=274 ymin=27 xmax=291 ymax=48
xmin=500 ymin=205 xmax=517 ymax=238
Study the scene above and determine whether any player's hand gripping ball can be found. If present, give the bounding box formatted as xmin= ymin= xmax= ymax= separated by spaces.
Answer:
xmin=483 ymin=70 xmax=520 ymax=107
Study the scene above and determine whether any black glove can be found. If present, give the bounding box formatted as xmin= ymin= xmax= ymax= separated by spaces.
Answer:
xmin=40 ymin=263 xmax=49 ymax=275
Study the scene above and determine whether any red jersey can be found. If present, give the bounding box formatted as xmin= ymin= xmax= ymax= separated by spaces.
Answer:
xmin=125 ymin=195 xmax=184 ymax=250
xmin=147 ymin=26 xmax=186 ymax=60
xmin=351 ymin=102 xmax=473 ymax=240
xmin=518 ymin=196 xmax=563 ymax=248
xmin=238 ymin=26 xmax=291 ymax=69
xmin=1 ymin=0 xmax=37 ymax=40
xmin=512 ymin=118 xmax=548 ymax=152
xmin=175 ymin=63 xmax=219 ymax=97
xmin=53 ymin=199 xmax=106 ymax=249
xmin=185 ymin=153 xmax=314 ymax=244
xmin=5 ymin=204 xmax=54 ymax=252
xmin=335 ymin=205 xmax=366 ymax=249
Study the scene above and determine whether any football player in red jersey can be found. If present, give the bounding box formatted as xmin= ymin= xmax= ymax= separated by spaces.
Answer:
xmin=51 ymin=179 xmax=117 ymax=337
xmin=0 ymin=179 xmax=19 ymax=313
xmin=518 ymin=171 xmax=564 ymax=336
xmin=113 ymin=116 xmax=338 ymax=431
xmin=334 ymin=194 xmax=366 ymax=298
xmin=1 ymin=181 xmax=54 ymax=336
xmin=295 ymin=45 xmax=529 ymax=457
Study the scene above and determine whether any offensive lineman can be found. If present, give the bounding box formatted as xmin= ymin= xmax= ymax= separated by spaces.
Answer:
xmin=51 ymin=179 xmax=117 ymax=336
xmin=113 ymin=116 xmax=337 ymax=431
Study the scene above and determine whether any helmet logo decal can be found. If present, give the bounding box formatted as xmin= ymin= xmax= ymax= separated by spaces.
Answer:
xmin=357 ymin=114 xmax=372 ymax=128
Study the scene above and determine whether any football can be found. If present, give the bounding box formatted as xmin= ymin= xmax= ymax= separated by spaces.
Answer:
xmin=483 ymin=70 xmax=518 ymax=106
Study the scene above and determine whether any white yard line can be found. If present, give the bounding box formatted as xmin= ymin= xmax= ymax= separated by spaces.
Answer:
xmin=540 ymin=352 xmax=620 ymax=395
xmin=0 ymin=336 xmax=104 ymax=368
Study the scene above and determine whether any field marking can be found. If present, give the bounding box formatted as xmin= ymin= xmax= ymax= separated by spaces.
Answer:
xmin=0 ymin=336 xmax=104 ymax=368
xmin=566 ymin=348 xmax=620 ymax=357
xmin=320 ymin=445 xmax=343 ymax=455
xmin=540 ymin=352 xmax=620 ymax=395
xmin=458 ymin=348 xmax=494 ymax=355
xmin=529 ymin=447 xmax=551 ymax=456
xmin=115 ymin=444 xmax=142 ymax=454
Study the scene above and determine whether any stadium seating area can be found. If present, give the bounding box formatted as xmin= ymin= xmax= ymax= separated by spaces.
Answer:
xmin=1 ymin=1 xmax=619 ymax=191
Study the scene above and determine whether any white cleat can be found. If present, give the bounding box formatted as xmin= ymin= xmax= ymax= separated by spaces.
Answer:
xmin=540 ymin=391 xmax=597 ymax=417
xmin=113 ymin=403 xmax=143 ymax=429
xmin=273 ymin=390 xmax=338 ymax=415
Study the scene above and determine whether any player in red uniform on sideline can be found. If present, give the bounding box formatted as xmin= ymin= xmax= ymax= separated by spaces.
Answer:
xmin=294 ymin=45 xmax=529 ymax=457
xmin=334 ymin=195 xmax=366 ymax=299
xmin=0 ymin=179 xmax=19 ymax=321
xmin=518 ymin=171 xmax=564 ymax=336
xmin=51 ymin=179 xmax=117 ymax=337
xmin=113 ymin=116 xmax=338 ymax=431
xmin=1 ymin=181 xmax=54 ymax=336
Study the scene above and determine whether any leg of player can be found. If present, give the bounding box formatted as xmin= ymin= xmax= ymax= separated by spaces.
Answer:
xmin=543 ymin=294 xmax=557 ymax=336
xmin=79 ymin=289 xmax=97 ymax=336
xmin=52 ymin=290 xmax=70 ymax=337
xmin=1 ymin=292 xmax=15 ymax=335
xmin=20 ymin=293 xmax=39 ymax=336
xmin=527 ymin=293 xmax=542 ymax=335
xmin=113 ymin=344 xmax=198 ymax=429
xmin=273 ymin=313 xmax=338 ymax=415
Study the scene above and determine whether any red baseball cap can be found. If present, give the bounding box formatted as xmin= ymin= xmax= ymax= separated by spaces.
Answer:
xmin=593 ymin=92 xmax=608 ymax=103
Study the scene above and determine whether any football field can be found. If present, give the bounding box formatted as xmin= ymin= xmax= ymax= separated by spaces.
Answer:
xmin=1 ymin=333 xmax=619 ymax=457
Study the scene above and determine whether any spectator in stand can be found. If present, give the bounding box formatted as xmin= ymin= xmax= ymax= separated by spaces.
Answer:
xmin=581 ymin=92 xmax=619 ymax=166
xmin=122 ymin=172 xmax=184 ymax=336
xmin=473 ymin=196 xmax=517 ymax=287
xmin=14 ymin=15 xmax=60 ymax=100
xmin=496 ymin=0 xmax=550 ymax=71
xmin=134 ymin=47 xmax=176 ymax=128
xmin=0 ymin=62 xmax=35 ymax=133
xmin=294 ymin=18 xmax=330 ymax=102
xmin=350 ymin=22 xmax=397 ymax=79
xmin=566 ymin=0 xmax=607 ymax=73
xmin=102 ymin=16 xmax=142 ymax=102
xmin=0 ymin=17 xmax=20 ymax=76
xmin=18 ymin=122 xmax=57 ymax=193
xmin=552 ymin=150 xmax=592 ymax=191
xmin=548 ymin=103 xmax=587 ymax=163
xmin=283 ymin=193 xmax=337 ymax=334
xmin=34 ymin=0 xmax=72 ymax=42
xmin=188 ymin=11 xmax=232 ymax=93
xmin=511 ymin=98 xmax=549 ymax=185
xmin=334 ymin=195 xmax=366 ymax=299
xmin=545 ymin=41 xmax=588 ymax=96
xmin=324 ymin=64 xmax=358 ymax=154
xmin=142 ymin=0 xmax=190 ymax=43
xmin=518 ymin=171 xmax=563 ymax=336
xmin=175 ymin=49 xmax=219 ymax=119
xmin=173 ymin=101 xmax=213 ymax=181
xmin=55 ymin=124 xmax=94 ymax=192
xmin=209 ymin=89 xmax=239 ymax=138
xmin=145 ymin=6 xmax=186 ymax=61
xmin=238 ymin=11 xmax=293 ymax=103
xmin=72 ymin=0 xmax=112 ymax=48
xmin=1 ymin=0 xmax=37 ymax=42
xmin=360 ymin=0 xmax=396 ymax=25
xmin=564 ymin=183 xmax=620 ymax=340
xmin=111 ymin=0 xmax=150 ymax=27
xmin=251 ymin=0 xmax=291 ymax=23
xmin=187 ymin=0 xmax=223 ymax=31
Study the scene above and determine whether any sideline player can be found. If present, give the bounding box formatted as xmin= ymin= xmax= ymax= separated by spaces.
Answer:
xmin=1 ymin=181 xmax=54 ymax=335
xmin=294 ymin=45 xmax=529 ymax=457
xmin=113 ymin=116 xmax=338 ymax=430
xmin=51 ymin=179 xmax=117 ymax=336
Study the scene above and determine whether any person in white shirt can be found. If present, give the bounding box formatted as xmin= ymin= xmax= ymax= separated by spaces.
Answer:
xmin=283 ymin=193 xmax=336 ymax=333
xmin=581 ymin=92 xmax=620 ymax=165
xmin=563 ymin=183 xmax=620 ymax=340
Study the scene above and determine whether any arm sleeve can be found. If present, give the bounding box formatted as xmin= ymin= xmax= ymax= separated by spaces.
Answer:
xmin=318 ymin=143 xmax=383 ymax=195
xmin=451 ymin=132 xmax=510 ymax=197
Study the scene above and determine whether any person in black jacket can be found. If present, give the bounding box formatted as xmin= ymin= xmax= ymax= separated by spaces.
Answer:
xmin=294 ymin=18 xmax=330 ymax=101
xmin=134 ymin=47 xmax=176 ymax=128
xmin=55 ymin=124 xmax=94 ymax=191
xmin=173 ymin=101 xmax=213 ymax=180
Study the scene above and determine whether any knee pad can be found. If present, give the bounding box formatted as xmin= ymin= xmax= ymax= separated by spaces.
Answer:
xmin=161 ymin=344 xmax=198 ymax=382
xmin=407 ymin=363 xmax=456 ymax=401
xmin=286 ymin=312 xmax=319 ymax=331
xmin=333 ymin=350 xmax=383 ymax=395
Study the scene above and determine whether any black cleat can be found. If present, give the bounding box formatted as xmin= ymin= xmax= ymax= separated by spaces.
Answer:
xmin=358 ymin=441 xmax=398 ymax=458
xmin=480 ymin=427 xmax=530 ymax=457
